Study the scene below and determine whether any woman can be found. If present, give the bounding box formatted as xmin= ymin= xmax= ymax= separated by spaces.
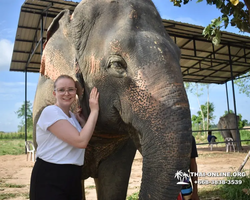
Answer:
xmin=30 ymin=75 xmax=99 ymax=200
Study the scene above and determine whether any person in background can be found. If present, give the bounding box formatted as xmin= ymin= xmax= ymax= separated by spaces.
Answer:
xmin=30 ymin=74 xmax=99 ymax=200
xmin=207 ymin=130 xmax=217 ymax=144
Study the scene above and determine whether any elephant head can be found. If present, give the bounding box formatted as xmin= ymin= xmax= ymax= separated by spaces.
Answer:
xmin=33 ymin=0 xmax=192 ymax=199
xmin=218 ymin=113 xmax=242 ymax=150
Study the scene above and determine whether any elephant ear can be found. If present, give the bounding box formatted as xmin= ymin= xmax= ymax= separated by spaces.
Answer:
xmin=43 ymin=10 xmax=68 ymax=49
xmin=40 ymin=9 xmax=85 ymax=100
xmin=40 ymin=9 xmax=76 ymax=81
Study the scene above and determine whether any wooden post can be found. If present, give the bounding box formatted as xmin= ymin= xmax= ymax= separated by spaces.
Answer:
xmin=238 ymin=151 xmax=250 ymax=172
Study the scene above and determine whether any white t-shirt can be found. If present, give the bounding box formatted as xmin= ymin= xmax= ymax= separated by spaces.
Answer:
xmin=36 ymin=105 xmax=85 ymax=166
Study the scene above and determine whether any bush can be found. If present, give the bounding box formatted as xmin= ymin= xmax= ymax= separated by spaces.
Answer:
xmin=219 ymin=172 xmax=250 ymax=200
xmin=240 ymin=130 xmax=250 ymax=145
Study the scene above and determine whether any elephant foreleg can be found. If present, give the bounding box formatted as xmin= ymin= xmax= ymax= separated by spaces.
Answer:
xmin=94 ymin=139 xmax=137 ymax=200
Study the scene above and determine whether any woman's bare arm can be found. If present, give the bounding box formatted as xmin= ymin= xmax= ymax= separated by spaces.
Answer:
xmin=48 ymin=87 xmax=99 ymax=148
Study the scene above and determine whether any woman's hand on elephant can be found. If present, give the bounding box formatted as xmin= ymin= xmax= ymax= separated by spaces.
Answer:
xmin=89 ymin=87 xmax=99 ymax=112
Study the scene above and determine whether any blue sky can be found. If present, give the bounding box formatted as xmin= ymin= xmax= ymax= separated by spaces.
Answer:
xmin=0 ymin=0 xmax=249 ymax=132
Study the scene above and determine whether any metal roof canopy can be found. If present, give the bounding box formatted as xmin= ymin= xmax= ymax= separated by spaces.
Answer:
xmin=10 ymin=0 xmax=78 ymax=73
xmin=10 ymin=0 xmax=250 ymax=85
xmin=10 ymin=0 xmax=249 ymax=151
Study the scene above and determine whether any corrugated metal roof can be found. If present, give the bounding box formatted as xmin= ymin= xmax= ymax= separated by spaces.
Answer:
xmin=10 ymin=0 xmax=78 ymax=73
xmin=163 ymin=20 xmax=250 ymax=84
xmin=10 ymin=0 xmax=250 ymax=84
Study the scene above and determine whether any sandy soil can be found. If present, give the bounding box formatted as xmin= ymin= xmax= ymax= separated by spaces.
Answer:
xmin=1 ymin=145 xmax=250 ymax=200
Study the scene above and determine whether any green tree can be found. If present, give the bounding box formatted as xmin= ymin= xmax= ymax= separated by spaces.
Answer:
xmin=192 ymin=102 xmax=216 ymax=130
xmin=199 ymin=102 xmax=215 ymax=126
xmin=191 ymin=114 xmax=203 ymax=130
xmin=15 ymin=101 xmax=33 ymax=132
xmin=234 ymin=73 xmax=250 ymax=97
xmin=170 ymin=0 xmax=250 ymax=45
xmin=185 ymin=82 xmax=205 ymax=130
xmin=185 ymin=82 xmax=209 ymax=131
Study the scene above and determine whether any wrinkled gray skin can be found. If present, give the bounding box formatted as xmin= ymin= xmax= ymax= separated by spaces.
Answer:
xmin=217 ymin=113 xmax=242 ymax=150
xmin=33 ymin=0 xmax=192 ymax=199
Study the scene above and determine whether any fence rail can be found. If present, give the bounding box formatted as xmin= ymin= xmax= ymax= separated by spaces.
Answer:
xmin=197 ymin=140 xmax=250 ymax=146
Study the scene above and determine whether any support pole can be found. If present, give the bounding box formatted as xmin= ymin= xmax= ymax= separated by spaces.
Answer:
xmin=228 ymin=45 xmax=241 ymax=151
xmin=41 ymin=15 xmax=43 ymax=54
xmin=225 ymin=82 xmax=230 ymax=113
xmin=25 ymin=68 xmax=27 ymax=153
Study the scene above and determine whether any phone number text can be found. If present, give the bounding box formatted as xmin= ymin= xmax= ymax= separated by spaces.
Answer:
xmin=196 ymin=180 xmax=242 ymax=185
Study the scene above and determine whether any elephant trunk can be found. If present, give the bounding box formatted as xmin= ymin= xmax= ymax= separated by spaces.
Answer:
xmin=128 ymin=69 xmax=192 ymax=199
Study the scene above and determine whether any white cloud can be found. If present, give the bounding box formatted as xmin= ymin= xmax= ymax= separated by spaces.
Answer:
xmin=0 ymin=81 xmax=37 ymax=101
xmin=0 ymin=39 xmax=14 ymax=71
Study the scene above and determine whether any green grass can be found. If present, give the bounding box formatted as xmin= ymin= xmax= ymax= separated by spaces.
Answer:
xmin=0 ymin=193 xmax=29 ymax=200
xmin=0 ymin=139 xmax=27 ymax=155
xmin=127 ymin=192 xmax=139 ymax=200
xmin=0 ymin=183 xmax=26 ymax=188
xmin=0 ymin=193 xmax=19 ymax=200
xmin=240 ymin=130 xmax=250 ymax=145
xmin=0 ymin=132 xmax=33 ymax=140
xmin=199 ymin=186 xmax=225 ymax=200
xmin=218 ymin=173 xmax=250 ymax=200
xmin=85 ymin=185 xmax=95 ymax=189
xmin=0 ymin=132 xmax=33 ymax=155
xmin=198 ymin=172 xmax=250 ymax=200
xmin=0 ymin=179 xmax=28 ymax=200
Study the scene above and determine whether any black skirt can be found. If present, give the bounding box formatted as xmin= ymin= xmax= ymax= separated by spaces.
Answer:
xmin=30 ymin=157 xmax=82 ymax=200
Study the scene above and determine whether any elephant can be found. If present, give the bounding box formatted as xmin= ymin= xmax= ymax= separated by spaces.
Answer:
xmin=217 ymin=113 xmax=242 ymax=150
xmin=32 ymin=0 xmax=192 ymax=199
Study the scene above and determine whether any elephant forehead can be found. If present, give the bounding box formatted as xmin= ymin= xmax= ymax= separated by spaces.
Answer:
xmin=107 ymin=32 xmax=175 ymax=60
xmin=76 ymin=0 xmax=166 ymax=48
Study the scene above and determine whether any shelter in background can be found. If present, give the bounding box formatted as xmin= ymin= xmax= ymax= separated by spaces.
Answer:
xmin=9 ymin=0 xmax=250 ymax=150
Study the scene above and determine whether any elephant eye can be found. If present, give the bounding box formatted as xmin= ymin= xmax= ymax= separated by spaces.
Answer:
xmin=110 ymin=61 xmax=124 ymax=71
xmin=107 ymin=55 xmax=127 ymax=78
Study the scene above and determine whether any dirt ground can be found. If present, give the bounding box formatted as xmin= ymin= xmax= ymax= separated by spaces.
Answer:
xmin=1 ymin=145 xmax=250 ymax=200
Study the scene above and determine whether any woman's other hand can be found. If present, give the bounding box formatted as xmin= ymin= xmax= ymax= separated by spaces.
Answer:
xmin=89 ymin=87 xmax=99 ymax=112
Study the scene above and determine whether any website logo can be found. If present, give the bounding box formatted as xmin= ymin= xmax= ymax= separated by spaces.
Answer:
xmin=174 ymin=170 xmax=189 ymax=185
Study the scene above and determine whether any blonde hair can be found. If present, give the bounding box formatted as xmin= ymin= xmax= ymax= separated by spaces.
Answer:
xmin=54 ymin=75 xmax=76 ymax=89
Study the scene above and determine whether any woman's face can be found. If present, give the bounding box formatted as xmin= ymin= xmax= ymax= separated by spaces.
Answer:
xmin=53 ymin=78 xmax=77 ymax=108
